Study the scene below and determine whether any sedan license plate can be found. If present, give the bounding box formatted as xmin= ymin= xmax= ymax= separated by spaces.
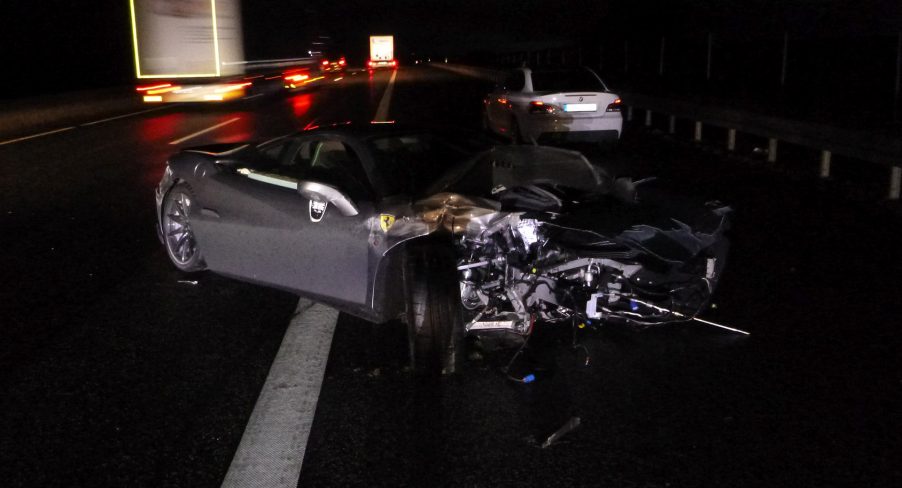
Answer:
xmin=563 ymin=103 xmax=597 ymax=112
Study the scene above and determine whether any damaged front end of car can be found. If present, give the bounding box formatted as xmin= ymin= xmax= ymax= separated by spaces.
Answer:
xmin=454 ymin=207 xmax=730 ymax=336
xmin=380 ymin=145 xmax=734 ymax=344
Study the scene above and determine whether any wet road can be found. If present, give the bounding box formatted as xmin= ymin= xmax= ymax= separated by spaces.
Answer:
xmin=1 ymin=66 xmax=901 ymax=487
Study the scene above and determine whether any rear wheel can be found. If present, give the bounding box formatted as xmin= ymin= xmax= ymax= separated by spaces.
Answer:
xmin=161 ymin=184 xmax=206 ymax=272
xmin=405 ymin=243 xmax=464 ymax=375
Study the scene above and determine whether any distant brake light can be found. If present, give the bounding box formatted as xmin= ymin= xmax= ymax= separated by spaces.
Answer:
xmin=606 ymin=98 xmax=622 ymax=112
xmin=339 ymin=59 xmax=346 ymax=66
xmin=322 ymin=60 xmax=329 ymax=66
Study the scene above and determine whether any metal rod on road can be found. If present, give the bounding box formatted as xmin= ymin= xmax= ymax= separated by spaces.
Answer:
xmin=629 ymin=298 xmax=750 ymax=336
xmin=727 ymin=128 xmax=736 ymax=152
xmin=694 ymin=121 xmax=703 ymax=142
xmin=668 ymin=115 xmax=676 ymax=134
xmin=645 ymin=109 xmax=653 ymax=127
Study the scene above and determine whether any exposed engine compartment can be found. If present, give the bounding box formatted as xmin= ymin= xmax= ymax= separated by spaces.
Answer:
xmin=456 ymin=213 xmax=725 ymax=335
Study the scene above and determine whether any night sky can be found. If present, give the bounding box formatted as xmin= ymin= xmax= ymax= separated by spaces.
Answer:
xmin=1 ymin=0 xmax=900 ymax=98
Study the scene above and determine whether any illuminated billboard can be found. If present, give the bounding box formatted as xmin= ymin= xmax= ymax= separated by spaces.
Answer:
xmin=129 ymin=0 xmax=245 ymax=78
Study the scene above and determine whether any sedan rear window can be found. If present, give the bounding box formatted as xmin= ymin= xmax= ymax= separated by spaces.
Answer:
xmin=530 ymin=69 xmax=607 ymax=92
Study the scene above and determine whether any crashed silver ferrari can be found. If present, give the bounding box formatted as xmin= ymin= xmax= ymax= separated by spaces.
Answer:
xmin=155 ymin=126 xmax=730 ymax=373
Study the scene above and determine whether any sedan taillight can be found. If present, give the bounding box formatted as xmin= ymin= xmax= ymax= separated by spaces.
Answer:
xmin=606 ymin=98 xmax=622 ymax=112
xmin=529 ymin=101 xmax=558 ymax=114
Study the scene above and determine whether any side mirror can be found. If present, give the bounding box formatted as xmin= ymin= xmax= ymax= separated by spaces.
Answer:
xmin=297 ymin=180 xmax=359 ymax=217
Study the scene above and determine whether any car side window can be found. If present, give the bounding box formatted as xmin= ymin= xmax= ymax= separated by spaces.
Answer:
xmin=292 ymin=139 xmax=374 ymax=201
xmin=501 ymin=71 xmax=525 ymax=92
xmin=238 ymin=138 xmax=373 ymax=201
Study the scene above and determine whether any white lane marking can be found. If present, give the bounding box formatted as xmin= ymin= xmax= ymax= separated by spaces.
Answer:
xmin=220 ymin=299 xmax=338 ymax=488
xmin=80 ymin=105 xmax=175 ymax=126
xmin=169 ymin=117 xmax=241 ymax=145
xmin=0 ymin=126 xmax=75 ymax=146
xmin=334 ymin=77 xmax=343 ymax=82
xmin=373 ymin=69 xmax=399 ymax=122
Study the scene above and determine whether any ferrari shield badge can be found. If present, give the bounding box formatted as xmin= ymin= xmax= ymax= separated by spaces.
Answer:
xmin=379 ymin=214 xmax=396 ymax=233
xmin=309 ymin=200 xmax=328 ymax=222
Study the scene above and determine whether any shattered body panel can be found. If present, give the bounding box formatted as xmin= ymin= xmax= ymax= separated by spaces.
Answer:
xmin=156 ymin=128 xmax=731 ymax=334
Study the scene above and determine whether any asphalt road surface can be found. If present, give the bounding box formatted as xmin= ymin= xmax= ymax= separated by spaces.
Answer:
xmin=1 ymin=66 xmax=900 ymax=487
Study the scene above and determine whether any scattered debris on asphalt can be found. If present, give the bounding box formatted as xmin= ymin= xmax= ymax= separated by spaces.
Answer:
xmin=541 ymin=416 xmax=581 ymax=449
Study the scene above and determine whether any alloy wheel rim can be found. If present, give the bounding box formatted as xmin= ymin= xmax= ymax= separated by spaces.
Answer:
xmin=164 ymin=192 xmax=197 ymax=265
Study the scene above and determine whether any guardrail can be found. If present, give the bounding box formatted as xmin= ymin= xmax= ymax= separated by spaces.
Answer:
xmin=622 ymin=93 xmax=902 ymax=200
xmin=432 ymin=63 xmax=902 ymax=200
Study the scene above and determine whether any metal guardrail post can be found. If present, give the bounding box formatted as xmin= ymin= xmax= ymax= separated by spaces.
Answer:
xmin=727 ymin=128 xmax=736 ymax=151
xmin=694 ymin=121 xmax=703 ymax=142
xmin=768 ymin=138 xmax=778 ymax=163
xmin=668 ymin=115 xmax=676 ymax=134
xmin=820 ymin=151 xmax=832 ymax=178
xmin=890 ymin=166 xmax=902 ymax=200
xmin=645 ymin=109 xmax=653 ymax=127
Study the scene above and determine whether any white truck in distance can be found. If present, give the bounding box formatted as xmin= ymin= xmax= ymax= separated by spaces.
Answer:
xmin=368 ymin=36 xmax=397 ymax=70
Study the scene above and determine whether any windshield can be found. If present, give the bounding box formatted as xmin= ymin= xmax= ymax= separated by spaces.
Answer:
xmin=367 ymin=133 xmax=486 ymax=197
xmin=427 ymin=146 xmax=609 ymax=198
xmin=530 ymin=69 xmax=607 ymax=92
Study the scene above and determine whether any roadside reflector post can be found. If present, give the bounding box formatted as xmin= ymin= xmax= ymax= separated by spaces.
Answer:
xmin=727 ymin=128 xmax=736 ymax=151
xmin=819 ymin=150 xmax=832 ymax=179
xmin=645 ymin=109 xmax=653 ymax=127
xmin=694 ymin=121 xmax=703 ymax=142
xmin=768 ymin=138 xmax=778 ymax=163
xmin=668 ymin=115 xmax=676 ymax=134
xmin=627 ymin=106 xmax=634 ymax=122
xmin=890 ymin=166 xmax=902 ymax=200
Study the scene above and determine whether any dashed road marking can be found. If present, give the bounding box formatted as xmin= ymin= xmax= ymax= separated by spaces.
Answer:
xmin=220 ymin=299 xmax=338 ymax=488
xmin=373 ymin=69 xmax=399 ymax=122
xmin=169 ymin=117 xmax=241 ymax=145
xmin=0 ymin=126 xmax=75 ymax=146
xmin=80 ymin=105 xmax=175 ymax=126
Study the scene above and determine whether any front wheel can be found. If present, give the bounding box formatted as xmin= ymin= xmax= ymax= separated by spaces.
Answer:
xmin=161 ymin=184 xmax=206 ymax=272
xmin=404 ymin=243 xmax=464 ymax=375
